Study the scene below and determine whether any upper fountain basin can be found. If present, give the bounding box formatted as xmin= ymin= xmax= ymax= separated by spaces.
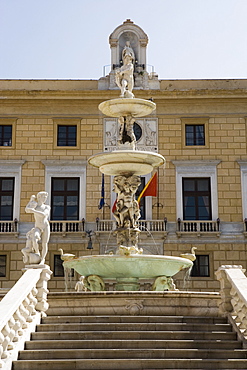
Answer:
xmin=99 ymin=98 xmax=156 ymax=118
xmin=63 ymin=254 xmax=193 ymax=279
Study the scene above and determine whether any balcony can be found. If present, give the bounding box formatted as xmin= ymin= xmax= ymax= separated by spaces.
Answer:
xmin=50 ymin=220 xmax=85 ymax=237
xmin=0 ymin=220 xmax=18 ymax=236
xmin=176 ymin=219 xmax=220 ymax=238
xmin=96 ymin=218 xmax=167 ymax=236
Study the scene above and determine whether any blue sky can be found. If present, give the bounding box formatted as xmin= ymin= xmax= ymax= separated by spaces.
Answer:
xmin=0 ymin=0 xmax=246 ymax=80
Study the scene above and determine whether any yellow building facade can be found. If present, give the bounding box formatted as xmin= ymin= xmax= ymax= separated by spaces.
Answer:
xmin=0 ymin=20 xmax=247 ymax=292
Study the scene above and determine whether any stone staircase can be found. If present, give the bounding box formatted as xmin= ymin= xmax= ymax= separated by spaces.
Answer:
xmin=12 ymin=313 xmax=247 ymax=369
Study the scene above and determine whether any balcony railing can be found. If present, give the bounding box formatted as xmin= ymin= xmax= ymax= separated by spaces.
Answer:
xmin=50 ymin=220 xmax=85 ymax=235
xmin=177 ymin=218 xmax=220 ymax=237
xmin=0 ymin=220 xmax=18 ymax=234
xmin=96 ymin=219 xmax=167 ymax=233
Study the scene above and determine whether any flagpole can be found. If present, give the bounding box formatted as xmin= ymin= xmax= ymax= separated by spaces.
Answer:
xmin=157 ymin=167 xmax=160 ymax=219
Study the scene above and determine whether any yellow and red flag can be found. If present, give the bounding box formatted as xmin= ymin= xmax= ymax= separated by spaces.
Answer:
xmin=137 ymin=172 xmax=157 ymax=204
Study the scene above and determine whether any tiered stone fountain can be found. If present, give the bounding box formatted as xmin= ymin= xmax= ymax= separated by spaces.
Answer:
xmin=63 ymin=42 xmax=193 ymax=291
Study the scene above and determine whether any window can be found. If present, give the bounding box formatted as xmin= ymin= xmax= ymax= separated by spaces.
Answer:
xmin=57 ymin=125 xmax=77 ymax=147
xmin=51 ymin=177 xmax=79 ymax=220
xmin=53 ymin=254 xmax=74 ymax=278
xmin=191 ymin=255 xmax=210 ymax=277
xmin=53 ymin=254 xmax=64 ymax=277
xmin=172 ymin=160 xmax=220 ymax=221
xmin=0 ymin=125 xmax=12 ymax=146
xmin=237 ymin=161 xmax=247 ymax=220
xmin=0 ymin=178 xmax=15 ymax=220
xmin=133 ymin=122 xmax=142 ymax=142
xmin=135 ymin=177 xmax=146 ymax=219
xmin=183 ymin=178 xmax=212 ymax=220
xmin=185 ymin=125 xmax=205 ymax=146
xmin=0 ymin=255 xmax=7 ymax=277
xmin=182 ymin=118 xmax=208 ymax=148
xmin=0 ymin=160 xmax=25 ymax=220
xmin=42 ymin=160 xmax=86 ymax=220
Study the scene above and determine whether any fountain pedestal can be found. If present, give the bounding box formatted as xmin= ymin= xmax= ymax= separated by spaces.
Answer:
xmin=115 ymin=277 xmax=139 ymax=291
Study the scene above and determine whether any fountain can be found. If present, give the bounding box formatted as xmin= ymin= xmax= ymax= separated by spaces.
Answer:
xmin=63 ymin=41 xmax=193 ymax=291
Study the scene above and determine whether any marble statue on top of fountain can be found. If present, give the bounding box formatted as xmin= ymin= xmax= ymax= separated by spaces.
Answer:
xmin=113 ymin=175 xmax=143 ymax=255
xmin=22 ymin=192 xmax=50 ymax=265
xmin=115 ymin=41 xmax=135 ymax=99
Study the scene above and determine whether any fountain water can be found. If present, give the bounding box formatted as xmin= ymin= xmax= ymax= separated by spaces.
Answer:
xmin=63 ymin=41 xmax=193 ymax=291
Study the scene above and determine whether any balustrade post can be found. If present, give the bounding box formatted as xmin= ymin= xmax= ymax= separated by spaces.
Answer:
xmin=216 ymin=265 xmax=235 ymax=315
xmin=35 ymin=266 xmax=52 ymax=316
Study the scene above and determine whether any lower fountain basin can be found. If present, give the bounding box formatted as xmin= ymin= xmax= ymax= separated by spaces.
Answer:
xmin=88 ymin=150 xmax=165 ymax=176
xmin=63 ymin=254 xmax=193 ymax=279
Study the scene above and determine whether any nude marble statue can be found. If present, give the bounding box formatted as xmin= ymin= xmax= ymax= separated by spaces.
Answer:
xmin=23 ymin=192 xmax=50 ymax=264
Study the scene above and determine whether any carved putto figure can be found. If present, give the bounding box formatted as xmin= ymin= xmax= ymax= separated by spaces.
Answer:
xmin=112 ymin=175 xmax=143 ymax=253
xmin=22 ymin=192 xmax=50 ymax=265
xmin=113 ymin=175 xmax=141 ymax=229
xmin=75 ymin=276 xmax=87 ymax=292
xmin=115 ymin=41 xmax=135 ymax=98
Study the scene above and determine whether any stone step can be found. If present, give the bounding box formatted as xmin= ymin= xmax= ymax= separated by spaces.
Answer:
xmin=18 ymin=348 xmax=247 ymax=360
xmin=31 ymin=330 xmax=237 ymax=341
xmin=36 ymin=322 xmax=232 ymax=332
xmin=42 ymin=315 xmax=227 ymax=324
xmin=25 ymin=339 xmax=242 ymax=350
xmin=12 ymin=358 xmax=247 ymax=370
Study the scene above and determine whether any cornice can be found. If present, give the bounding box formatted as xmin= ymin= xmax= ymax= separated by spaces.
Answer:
xmin=0 ymin=88 xmax=247 ymax=101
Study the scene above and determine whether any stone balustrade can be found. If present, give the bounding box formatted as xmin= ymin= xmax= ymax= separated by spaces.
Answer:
xmin=50 ymin=220 xmax=85 ymax=234
xmin=177 ymin=219 xmax=220 ymax=237
xmin=0 ymin=221 xmax=18 ymax=234
xmin=0 ymin=265 xmax=52 ymax=369
xmin=216 ymin=265 xmax=247 ymax=343
xmin=96 ymin=219 xmax=166 ymax=233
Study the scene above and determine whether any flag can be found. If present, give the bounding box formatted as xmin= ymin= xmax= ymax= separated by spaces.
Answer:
xmin=98 ymin=174 xmax=105 ymax=209
xmin=112 ymin=198 xmax=117 ymax=213
xmin=137 ymin=172 xmax=157 ymax=204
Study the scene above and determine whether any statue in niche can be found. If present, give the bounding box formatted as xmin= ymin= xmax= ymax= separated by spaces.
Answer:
xmin=23 ymin=192 xmax=50 ymax=264
xmin=115 ymin=41 xmax=135 ymax=98
xmin=118 ymin=115 xmax=136 ymax=149
xmin=122 ymin=40 xmax=135 ymax=62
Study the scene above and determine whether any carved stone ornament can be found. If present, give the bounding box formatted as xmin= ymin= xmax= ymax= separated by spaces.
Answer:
xmin=125 ymin=299 xmax=144 ymax=315
xmin=104 ymin=118 xmax=158 ymax=153
xmin=152 ymin=276 xmax=178 ymax=291
xmin=84 ymin=275 xmax=105 ymax=291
